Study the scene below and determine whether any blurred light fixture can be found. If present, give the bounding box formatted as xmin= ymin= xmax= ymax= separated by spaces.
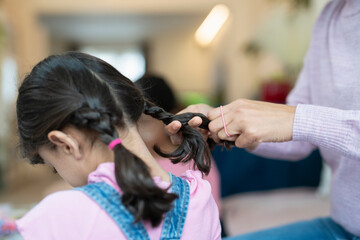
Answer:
xmin=195 ymin=4 xmax=229 ymax=47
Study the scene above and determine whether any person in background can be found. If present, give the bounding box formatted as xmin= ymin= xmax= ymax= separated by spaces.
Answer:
xmin=167 ymin=0 xmax=360 ymax=239
xmin=6 ymin=52 xmax=221 ymax=239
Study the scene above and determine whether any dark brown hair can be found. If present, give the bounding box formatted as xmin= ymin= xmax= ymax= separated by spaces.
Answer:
xmin=16 ymin=52 xmax=211 ymax=227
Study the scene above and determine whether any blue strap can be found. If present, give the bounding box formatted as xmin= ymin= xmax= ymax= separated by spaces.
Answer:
xmin=160 ymin=173 xmax=190 ymax=240
xmin=74 ymin=182 xmax=150 ymax=240
xmin=74 ymin=173 xmax=190 ymax=240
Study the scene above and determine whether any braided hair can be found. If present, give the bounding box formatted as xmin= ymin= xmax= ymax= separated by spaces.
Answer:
xmin=16 ymin=52 xmax=211 ymax=227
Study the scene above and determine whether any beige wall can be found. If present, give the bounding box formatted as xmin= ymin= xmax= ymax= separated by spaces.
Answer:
xmin=148 ymin=0 xmax=277 ymax=103
xmin=148 ymin=0 xmax=327 ymax=103
xmin=3 ymin=0 xmax=50 ymax=78
xmin=148 ymin=28 xmax=213 ymax=94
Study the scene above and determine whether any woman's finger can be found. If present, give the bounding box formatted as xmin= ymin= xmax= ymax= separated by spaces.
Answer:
xmin=217 ymin=126 xmax=238 ymax=141
xmin=208 ymin=117 xmax=225 ymax=134
xmin=165 ymin=120 xmax=182 ymax=135
xmin=208 ymin=107 xmax=221 ymax=121
xmin=188 ymin=116 xmax=203 ymax=128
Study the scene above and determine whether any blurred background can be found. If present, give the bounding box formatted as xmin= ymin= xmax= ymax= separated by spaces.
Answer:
xmin=0 ymin=0 xmax=331 ymax=237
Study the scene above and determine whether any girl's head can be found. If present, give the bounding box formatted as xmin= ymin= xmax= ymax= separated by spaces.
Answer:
xmin=16 ymin=52 xmax=211 ymax=226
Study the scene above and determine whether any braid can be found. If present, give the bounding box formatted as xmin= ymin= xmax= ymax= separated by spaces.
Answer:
xmin=143 ymin=100 xmax=210 ymax=128
xmin=71 ymin=107 xmax=120 ymax=143
xmin=143 ymin=100 xmax=211 ymax=175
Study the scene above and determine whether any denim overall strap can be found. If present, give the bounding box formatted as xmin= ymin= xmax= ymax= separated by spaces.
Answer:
xmin=74 ymin=182 xmax=150 ymax=240
xmin=160 ymin=173 xmax=190 ymax=240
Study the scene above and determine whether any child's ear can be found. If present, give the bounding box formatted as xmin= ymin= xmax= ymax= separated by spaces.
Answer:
xmin=48 ymin=130 xmax=82 ymax=160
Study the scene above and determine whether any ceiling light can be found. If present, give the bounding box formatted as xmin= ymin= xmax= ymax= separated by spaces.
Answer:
xmin=195 ymin=4 xmax=230 ymax=47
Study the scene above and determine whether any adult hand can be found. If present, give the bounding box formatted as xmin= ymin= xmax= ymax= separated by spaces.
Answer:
xmin=207 ymin=99 xmax=296 ymax=148
xmin=166 ymin=104 xmax=214 ymax=145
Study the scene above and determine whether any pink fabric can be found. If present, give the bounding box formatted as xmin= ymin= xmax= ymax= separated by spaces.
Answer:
xmin=252 ymin=0 xmax=360 ymax=236
xmin=15 ymin=162 xmax=221 ymax=240
xmin=157 ymin=157 xmax=222 ymax=213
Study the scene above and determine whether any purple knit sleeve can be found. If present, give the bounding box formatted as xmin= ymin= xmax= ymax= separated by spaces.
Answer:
xmin=293 ymin=104 xmax=360 ymax=159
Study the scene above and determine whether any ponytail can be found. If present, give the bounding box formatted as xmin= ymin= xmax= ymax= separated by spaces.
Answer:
xmin=72 ymin=107 xmax=177 ymax=227
xmin=143 ymin=100 xmax=211 ymax=175
xmin=113 ymin=144 xmax=177 ymax=226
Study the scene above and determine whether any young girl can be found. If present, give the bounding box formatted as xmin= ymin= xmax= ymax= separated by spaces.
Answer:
xmin=10 ymin=52 xmax=221 ymax=239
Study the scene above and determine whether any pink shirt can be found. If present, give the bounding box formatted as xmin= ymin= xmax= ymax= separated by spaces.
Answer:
xmin=157 ymin=157 xmax=221 ymax=213
xmin=16 ymin=162 xmax=221 ymax=239
xmin=252 ymin=0 xmax=360 ymax=236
